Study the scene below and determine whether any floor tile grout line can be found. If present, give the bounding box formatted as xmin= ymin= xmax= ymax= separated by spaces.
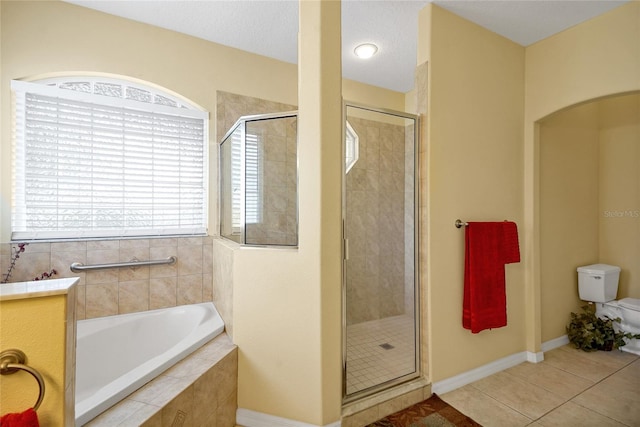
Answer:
xmin=472 ymin=368 xmax=570 ymax=422
xmin=462 ymin=352 xmax=639 ymax=425
xmin=530 ymin=353 xmax=635 ymax=423
xmin=544 ymin=348 xmax=638 ymax=383
xmin=567 ymin=399 xmax=633 ymax=427
xmin=564 ymin=356 xmax=638 ymax=427
xmin=466 ymin=383 xmax=536 ymax=424
xmin=525 ymin=352 xmax=638 ymax=425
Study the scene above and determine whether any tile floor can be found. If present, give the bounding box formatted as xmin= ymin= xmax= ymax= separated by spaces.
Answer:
xmin=441 ymin=345 xmax=640 ymax=426
xmin=346 ymin=315 xmax=417 ymax=395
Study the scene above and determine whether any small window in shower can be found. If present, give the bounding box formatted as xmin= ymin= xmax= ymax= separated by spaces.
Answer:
xmin=220 ymin=112 xmax=298 ymax=247
xmin=345 ymin=121 xmax=359 ymax=173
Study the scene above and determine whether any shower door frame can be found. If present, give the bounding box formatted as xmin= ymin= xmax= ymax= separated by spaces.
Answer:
xmin=341 ymin=101 xmax=421 ymax=404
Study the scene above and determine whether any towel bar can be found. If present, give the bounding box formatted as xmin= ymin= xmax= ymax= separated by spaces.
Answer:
xmin=0 ymin=349 xmax=45 ymax=410
xmin=70 ymin=256 xmax=177 ymax=273
xmin=455 ymin=219 xmax=469 ymax=228
xmin=456 ymin=219 xmax=513 ymax=228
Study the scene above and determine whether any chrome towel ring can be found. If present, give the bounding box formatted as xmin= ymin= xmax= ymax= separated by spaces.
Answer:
xmin=0 ymin=349 xmax=45 ymax=410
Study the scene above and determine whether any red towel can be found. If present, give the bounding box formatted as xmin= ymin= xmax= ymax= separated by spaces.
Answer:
xmin=463 ymin=221 xmax=520 ymax=333
xmin=0 ymin=408 xmax=40 ymax=427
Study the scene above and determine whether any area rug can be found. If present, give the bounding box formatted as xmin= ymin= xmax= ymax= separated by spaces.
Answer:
xmin=366 ymin=394 xmax=482 ymax=427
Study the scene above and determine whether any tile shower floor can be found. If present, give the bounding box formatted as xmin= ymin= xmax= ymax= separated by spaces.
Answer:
xmin=346 ymin=315 xmax=417 ymax=395
xmin=440 ymin=345 xmax=640 ymax=426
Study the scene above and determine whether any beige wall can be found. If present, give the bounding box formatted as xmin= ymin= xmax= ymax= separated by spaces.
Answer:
xmin=231 ymin=2 xmax=342 ymax=423
xmin=344 ymin=79 xmax=406 ymax=113
xmin=415 ymin=0 xmax=639 ymax=385
xmin=599 ymin=93 xmax=640 ymax=299
xmin=538 ymin=93 xmax=640 ymax=342
xmin=539 ymin=102 xmax=600 ymax=342
xmin=419 ymin=5 xmax=525 ymax=382
xmin=525 ymin=2 xmax=640 ymax=349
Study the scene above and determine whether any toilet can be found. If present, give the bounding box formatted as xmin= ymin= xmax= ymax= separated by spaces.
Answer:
xmin=577 ymin=263 xmax=640 ymax=355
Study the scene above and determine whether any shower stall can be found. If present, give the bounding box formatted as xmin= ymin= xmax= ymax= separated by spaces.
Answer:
xmin=219 ymin=111 xmax=298 ymax=246
xmin=219 ymin=104 xmax=420 ymax=403
xmin=342 ymin=103 xmax=420 ymax=402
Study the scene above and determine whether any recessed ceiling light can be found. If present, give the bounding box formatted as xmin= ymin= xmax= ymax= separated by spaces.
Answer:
xmin=354 ymin=43 xmax=378 ymax=59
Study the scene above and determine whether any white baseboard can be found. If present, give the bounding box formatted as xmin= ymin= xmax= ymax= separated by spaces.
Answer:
xmin=238 ymin=337 xmax=570 ymax=425
xmin=432 ymin=336 xmax=570 ymax=395
xmin=527 ymin=350 xmax=544 ymax=363
xmin=541 ymin=334 xmax=569 ymax=352
xmin=236 ymin=408 xmax=341 ymax=427
xmin=431 ymin=351 xmax=528 ymax=395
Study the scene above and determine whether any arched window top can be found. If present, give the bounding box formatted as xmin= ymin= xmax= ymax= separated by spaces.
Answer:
xmin=32 ymin=75 xmax=201 ymax=111
xmin=11 ymin=74 xmax=209 ymax=240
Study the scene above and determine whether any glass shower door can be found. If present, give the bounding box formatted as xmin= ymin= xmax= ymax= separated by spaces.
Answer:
xmin=342 ymin=103 xmax=419 ymax=402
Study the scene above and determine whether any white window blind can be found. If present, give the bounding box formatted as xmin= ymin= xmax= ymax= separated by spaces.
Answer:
xmin=230 ymin=129 xmax=262 ymax=229
xmin=11 ymin=79 xmax=209 ymax=240
xmin=230 ymin=129 xmax=243 ymax=231
xmin=244 ymin=133 xmax=262 ymax=225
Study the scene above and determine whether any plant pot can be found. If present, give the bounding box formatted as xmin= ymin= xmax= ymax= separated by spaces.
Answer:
xmin=599 ymin=340 xmax=614 ymax=351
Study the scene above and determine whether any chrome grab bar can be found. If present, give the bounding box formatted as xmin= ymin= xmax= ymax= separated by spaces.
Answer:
xmin=70 ymin=256 xmax=177 ymax=273
xmin=0 ymin=349 xmax=45 ymax=410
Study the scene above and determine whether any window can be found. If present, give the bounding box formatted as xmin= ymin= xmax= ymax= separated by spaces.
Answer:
xmin=243 ymin=132 xmax=262 ymax=225
xmin=345 ymin=120 xmax=359 ymax=173
xmin=229 ymin=127 xmax=262 ymax=231
xmin=11 ymin=77 xmax=209 ymax=240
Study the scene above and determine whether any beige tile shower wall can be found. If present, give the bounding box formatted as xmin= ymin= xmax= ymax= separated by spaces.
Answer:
xmin=245 ymin=116 xmax=298 ymax=246
xmin=217 ymin=92 xmax=298 ymax=247
xmin=346 ymin=116 xmax=406 ymax=325
xmin=216 ymin=91 xmax=296 ymax=144
xmin=0 ymin=236 xmax=214 ymax=320
xmin=404 ymin=123 xmax=416 ymax=315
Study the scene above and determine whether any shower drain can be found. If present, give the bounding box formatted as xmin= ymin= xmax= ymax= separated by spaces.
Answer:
xmin=379 ymin=343 xmax=394 ymax=350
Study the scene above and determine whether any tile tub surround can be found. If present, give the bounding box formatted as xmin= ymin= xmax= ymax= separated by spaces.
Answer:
xmin=0 ymin=236 xmax=214 ymax=320
xmin=441 ymin=345 xmax=640 ymax=427
xmin=86 ymin=333 xmax=237 ymax=426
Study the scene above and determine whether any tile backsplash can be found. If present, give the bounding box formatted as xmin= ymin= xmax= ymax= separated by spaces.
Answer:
xmin=0 ymin=236 xmax=214 ymax=320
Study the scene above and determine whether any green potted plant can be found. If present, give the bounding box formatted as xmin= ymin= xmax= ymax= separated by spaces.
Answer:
xmin=567 ymin=304 xmax=640 ymax=351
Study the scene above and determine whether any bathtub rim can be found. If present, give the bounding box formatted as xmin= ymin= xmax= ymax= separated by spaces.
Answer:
xmin=75 ymin=302 xmax=225 ymax=426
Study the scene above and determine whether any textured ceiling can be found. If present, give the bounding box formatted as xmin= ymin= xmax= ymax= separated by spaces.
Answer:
xmin=63 ymin=0 xmax=630 ymax=93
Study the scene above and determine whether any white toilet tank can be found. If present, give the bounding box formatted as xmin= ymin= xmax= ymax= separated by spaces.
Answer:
xmin=577 ymin=263 xmax=620 ymax=303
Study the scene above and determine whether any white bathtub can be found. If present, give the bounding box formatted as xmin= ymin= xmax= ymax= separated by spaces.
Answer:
xmin=75 ymin=302 xmax=225 ymax=426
